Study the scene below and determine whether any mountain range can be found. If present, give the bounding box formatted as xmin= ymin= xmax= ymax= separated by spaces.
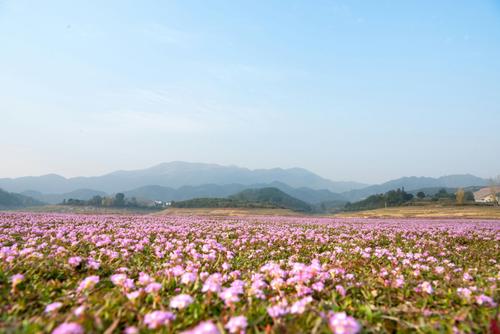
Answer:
xmin=0 ymin=162 xmax=491 ymax=206
xmin=0 ymin=162 xmax=366 ymax=194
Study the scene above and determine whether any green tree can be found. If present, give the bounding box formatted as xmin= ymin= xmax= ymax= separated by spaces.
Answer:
xmin=464 ymin=191 xmax=475 ymax=202
xmin=114 ymin=193 xmax=125 ymax=207
xmin=89 ymin=195 xmax=102 ymax=206
xmin=416 ymin=191 xmax=426 ymax=199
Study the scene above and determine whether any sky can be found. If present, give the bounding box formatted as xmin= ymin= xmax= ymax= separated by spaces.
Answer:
xmin=1 ymin=0 xmax=500 ymax=184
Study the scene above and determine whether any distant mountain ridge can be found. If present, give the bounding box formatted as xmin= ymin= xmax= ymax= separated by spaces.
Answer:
xmin=21 ymin=189 xmax=107 ymax=205
xmin=0 ymin=162 xmax=367 ymax=194
xmin=0 ymin=162 xmax=490 ymax=205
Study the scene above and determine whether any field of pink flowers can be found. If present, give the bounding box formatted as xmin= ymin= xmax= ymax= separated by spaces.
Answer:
xmin=1 ymin=212 xmax=499 ymax=333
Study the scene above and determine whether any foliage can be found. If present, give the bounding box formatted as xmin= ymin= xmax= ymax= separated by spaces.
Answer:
xmin=344 ymin=188 xmax=413 ymax=211
xmin=62 ymin=193 xmax=152 ymax=209
xmin=229 ymin=188 xmax=313 ymax=212
xmin=171 ymin=198 xmax=278 ymax=209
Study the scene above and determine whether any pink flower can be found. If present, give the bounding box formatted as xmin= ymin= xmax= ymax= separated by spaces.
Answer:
xmin=202 ymin=273 xmax=222 ymax=293
xmin=312 ymin=281 xmax=325 ymax=292
xmin=457 ymin=287 xmax=472 ymax=300
xmin=335 ymin=285 xmax=347 ymax=297
xmin=434 ymin=266 xmax=445 ymax=274
xmin=87 ymin=259 xmax=100 ymax=270
xmin=181 ymin=272 xmax=197 ymax=285
xmin=123 ymin=327 xmax=138 ymax=334
xmin=110 ymin=274 xmax=128 ymax=287
xmin=73 ymin=305 xmax=86 ymax=317
xmin=11 ymin=273 xmax=24 ymax=288
xmin=143 ymin=311 xmax=176 ymax=329
xmin=419 ymin=281 xmax=433 ymax=294
xmin=170 ymin=294 xmax=194 ymax=309
xmin=225 ymin=316 xmax=248 ymax=333
xmin=290 ymin=296 xmax=313 ymax=315
xmin=52 ymin=322 xmax=84 ymax=334
xmin=45 ymin=302 xmax=63 ymax=313
xmin=145 ymin=282 xmax=162 ymax=294
xmin=475 ymin=294 xmax=497 ymax=307
xmin=219 ymin=287 xmax=240 ymax=306
xmin=126 ymin=290 xmax=143 ymax=301
xmin=138 ymin=272 xmax=154 ymax=286
xmin=68 ymin=257 xmax=82 ymax=267
xmin=181 ymin=321 xmax=220 ymax=334
xmin=77 ymin=275 xmax=99 ymax=293
xmin=327 ymin=312 xmax=361 ymax=334
xmin=267 ymin=304 xmax=288 ymax=318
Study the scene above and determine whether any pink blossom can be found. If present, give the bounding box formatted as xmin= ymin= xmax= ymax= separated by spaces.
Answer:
xmin=73 ymin=305 xmax=86 ymax=317
xmin=181 ymin=272 xmax=197 ymax=285
xmin=418 ymin=281 xmax=433 ymax=294
xmin=143 ymin=310 xmax=176 ymax=329
xmin=170 ymin=294 xmax=194 ymax=309
xmin=219 ymin=287 xmax=241 ymax=306
xmin=181 ymin=321 xmax=220 ymax=334
xmin=457 ymin=287 xmax=472 ymax=300
xmin=145 ymin=282 xmax=162 ymax=294
xmin=68 ymin=257 xmax=82 ymax=267
xmin=203 ymin=273 xmax=222 ymax=293
xmin=110 ymin=274 xmax=128 ymax=287
xmin=77 ymin=275 xmax=99 ymax=293
xmin=267 ymin=303 xmax=288 ymax=318
xmin=123 ymin=327 xmax=138 ymax=334
xmin=475 ymin=294 xmax=497 ymax=307
xmin=126 ymin=290 xmax=143 ymax=301
xmin=290 ymin=296 xmax=313 ymax=314
xmin=52 ymin=322 xmax=84 ymax=334
xmin=11 ymin=273 xmax=24 ymax=288
xmin=45 ymin=302 xmax=63 ymax=313
xmin=225 ymin=316 xmax=248 ymax=333
xmin=327 ymin=312 xmax=361 ymax=334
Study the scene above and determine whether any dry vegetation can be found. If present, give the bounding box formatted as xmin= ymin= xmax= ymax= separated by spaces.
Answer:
xmin=156 ymin=207 xmax=300 ymax=217
xmin=334 ymin=205 xmax=500 ymax=219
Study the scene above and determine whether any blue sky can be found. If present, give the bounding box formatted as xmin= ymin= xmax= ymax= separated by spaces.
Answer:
xmin=1 ymin=0 xmax=499 ymax=183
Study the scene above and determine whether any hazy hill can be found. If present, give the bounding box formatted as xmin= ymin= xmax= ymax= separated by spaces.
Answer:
xmin=124 ymin=181 xmax=346 ymax=204
xmin=0 ymin=188 xmax=45 ymax=209
xmin=0 ymin=162 xmax=366 ymax=194
xmin=341 ymin=174 xmax=488 ymax=201
xmin=21 ymin=189 xmax=107 ymax=205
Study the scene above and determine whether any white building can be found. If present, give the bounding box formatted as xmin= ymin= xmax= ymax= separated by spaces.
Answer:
xmin=473 ymin=187 xmax=500 ymax=203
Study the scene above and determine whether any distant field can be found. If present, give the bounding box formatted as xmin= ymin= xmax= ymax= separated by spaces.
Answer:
xmin=334 ymin=205 xmax=500 ymax=219
xmin=157 ymin=207 xmax=300 ymax=216
xmin=12 ymin=205 xmax=160 ymax=215
xmin=5 ymin=204 xmax=500 ymax=220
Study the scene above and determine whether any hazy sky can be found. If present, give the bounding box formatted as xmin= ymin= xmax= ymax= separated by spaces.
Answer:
xmin=1 ymin=1 xmax=500 ymax=183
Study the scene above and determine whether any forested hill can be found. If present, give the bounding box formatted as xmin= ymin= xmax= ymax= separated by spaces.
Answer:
xmin=0 ymin=188 xmax=45 ymax=209
xmin=172 ymin=187 xmax=313 ymax=212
